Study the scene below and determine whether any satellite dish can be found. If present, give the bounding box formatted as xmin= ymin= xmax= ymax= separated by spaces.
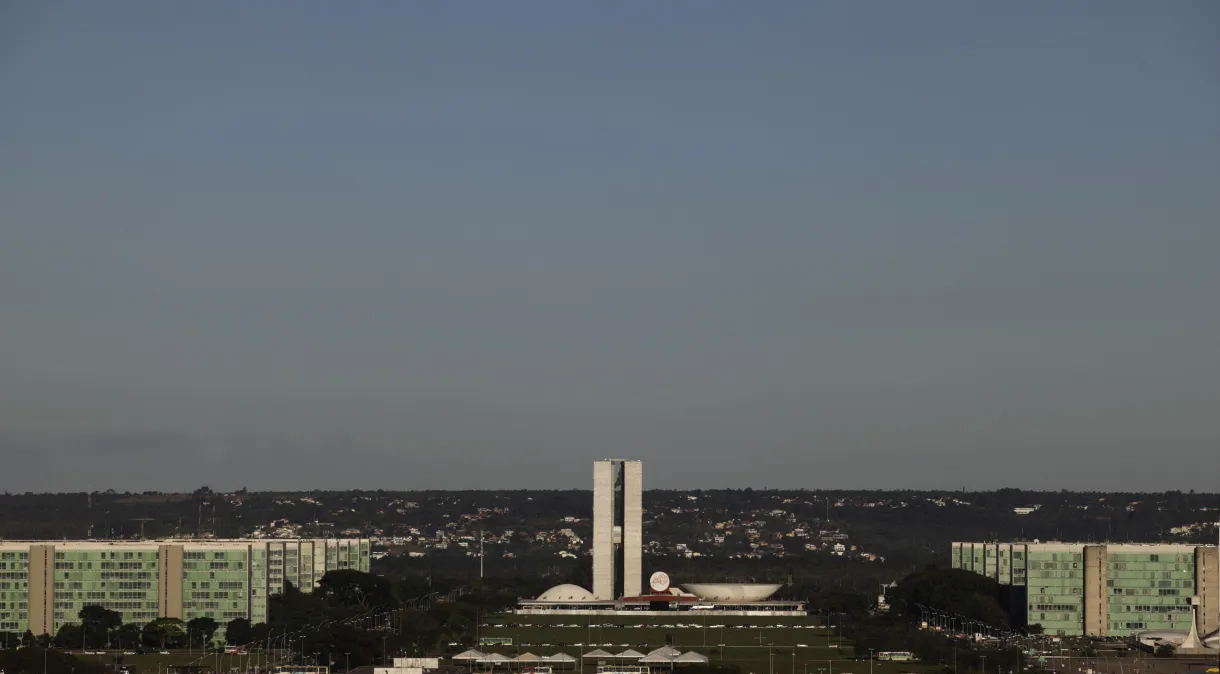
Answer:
xmin=649 ymin=571 xmax=670 ymax=593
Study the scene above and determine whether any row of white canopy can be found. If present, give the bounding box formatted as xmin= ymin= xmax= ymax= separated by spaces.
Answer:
xmin=452 ymin=647 xmax=709 ymax=665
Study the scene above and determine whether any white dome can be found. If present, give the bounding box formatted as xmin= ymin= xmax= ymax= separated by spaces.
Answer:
xmin=536 ymin=584 xmax=596 ymax=602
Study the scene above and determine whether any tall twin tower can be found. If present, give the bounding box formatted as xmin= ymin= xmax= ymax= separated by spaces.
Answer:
xmin=592 ymin=459 xmax=643 ymax=600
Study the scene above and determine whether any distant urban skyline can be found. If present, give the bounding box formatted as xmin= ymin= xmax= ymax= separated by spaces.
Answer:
xmin=2 ymin=2 xmax=1218 ymax=492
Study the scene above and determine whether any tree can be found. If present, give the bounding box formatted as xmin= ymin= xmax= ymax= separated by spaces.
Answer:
xmin=54 ymin=624 xmax=83 ymax=649
xmin=224 ymin=618 xmax=254 ymax=646
xmin=142 ymin=618 xmax=187 ymax=650
xmin=888 ymin=568 xmax=1012 ymax=629
xmin=316 ymin=570 xmax=398 ymax=610
xmin=79 ymin=605 xmax=122 ymax=649
xmin=187 ymin=617 xmax=219 ymax=646
xmin=116 ymin=623 xmax=142 ymax=649
xmin=79 ymin=605 xmax=123 ymax=631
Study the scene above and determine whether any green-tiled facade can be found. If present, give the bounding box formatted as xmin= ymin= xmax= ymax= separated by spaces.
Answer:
xmin=0 ymin=550 xmax=29 ymax=633
xmin=1104 ymin=549 xmax=1195 ymax=634
xmin=1025 ymin=547 xmax=1084 ymax=636
xmin=183 ymin=548 xmax=250 ymax=623
xmin=0 ymin=539 xmax=370 ymax=636
xmin=952 ymin=542 xmax=1218 ymax=638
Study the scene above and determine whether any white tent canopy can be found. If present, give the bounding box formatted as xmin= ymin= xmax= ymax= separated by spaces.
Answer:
xmin=647 ymin=646 xmax=681 ymax=658
xmin=639 ymin=653 xmax=675 ymax=664
xmin=541 ymin=653 xmax=578 ymax=669
xmin=616 ymin=649 xmax=646 ymax=660
xmin=477 ymin=653 xmax=513 ymax=664
xmin=674 ymin=652 xmax=710 ymax=664
xmin=582 ymin=649 xmax=615 ymax=659
xmin=452 ymin=650 xmax=486 ymax=662
xmin=515 ymin=653 xmax=542 ymax=663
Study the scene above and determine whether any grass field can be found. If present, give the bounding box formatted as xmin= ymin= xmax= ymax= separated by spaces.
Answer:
xmin=63 ymin=649 xmax=272 ymax=674
xmin=481 ymin=612 xmax=841 ymax=648
xmin=475 ymin=613 xmax=915 ymax=672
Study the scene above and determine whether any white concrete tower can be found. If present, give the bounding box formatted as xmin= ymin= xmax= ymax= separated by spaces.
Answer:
xmin=592 ymin=460 xmax=616 ymax=600
xmin=622 ymin=460 xmax=644 ymax=597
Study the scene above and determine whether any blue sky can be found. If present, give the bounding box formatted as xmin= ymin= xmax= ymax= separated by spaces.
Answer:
xmin=1 ymin=1 xmax=1218 ymax=492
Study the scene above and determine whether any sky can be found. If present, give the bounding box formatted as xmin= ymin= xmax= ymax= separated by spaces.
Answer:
xmin=1 ymin=2 xmax=1218 ymax=493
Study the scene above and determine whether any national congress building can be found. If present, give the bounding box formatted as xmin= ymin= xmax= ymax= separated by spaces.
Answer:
xmin=952 ymin=541 xmax=1218 ymax=638
xmin=0 ymin=538 xmax=370 ymax=636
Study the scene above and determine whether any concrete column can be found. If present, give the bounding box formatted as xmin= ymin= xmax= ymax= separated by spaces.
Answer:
xmin=1196 ymin=545 xmax=1218 ymax=637
xmin=246 ymin=543 xmax=255 ymax=621
xmin=27 ymin=544 xmax=55 ymax=636
xmin=592 ymin=461 xmax=615 ymax=600
xmin=622 ymin=460 xmax=643 ymax=598
xmin=313 ymin=539 xmax=327 ymax=586
xmin=158 ymin=544 xmax=184 ymax=619
xmin=1083 ymin=545 xmax=1108 ymax=637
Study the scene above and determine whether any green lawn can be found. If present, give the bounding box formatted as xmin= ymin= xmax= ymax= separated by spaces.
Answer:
xmin=482 ymin=613 xmax=840 ymax=649
xmin=476 ymin=614 xmax=912 ymax=671
xmin=65 ymin=649 xmax=271 ymax=674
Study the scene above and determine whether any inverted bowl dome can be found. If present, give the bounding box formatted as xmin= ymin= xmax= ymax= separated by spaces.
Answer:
xmin=680 ymin=583 xmax=783 ymax=602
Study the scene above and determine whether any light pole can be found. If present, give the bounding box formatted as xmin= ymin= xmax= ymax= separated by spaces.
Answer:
xmin=346 ymin=652 xmax=351 ymax=673
xmin=868 ymin=649 xmax=873 ymax=674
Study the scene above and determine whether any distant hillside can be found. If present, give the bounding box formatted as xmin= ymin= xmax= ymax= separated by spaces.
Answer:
xmin=1 ymin=488 xmax=1216 ymax=584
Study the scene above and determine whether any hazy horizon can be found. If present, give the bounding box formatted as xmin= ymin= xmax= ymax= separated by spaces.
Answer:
xmin=2 ymin=2 xmax=1218 ymax=493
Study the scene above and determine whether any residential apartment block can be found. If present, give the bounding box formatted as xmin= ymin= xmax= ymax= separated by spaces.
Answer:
xmin=952 ymin=542 xmax=1218 ymax=638
xmin=0 ymin=538 xmax=370 ymax=635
